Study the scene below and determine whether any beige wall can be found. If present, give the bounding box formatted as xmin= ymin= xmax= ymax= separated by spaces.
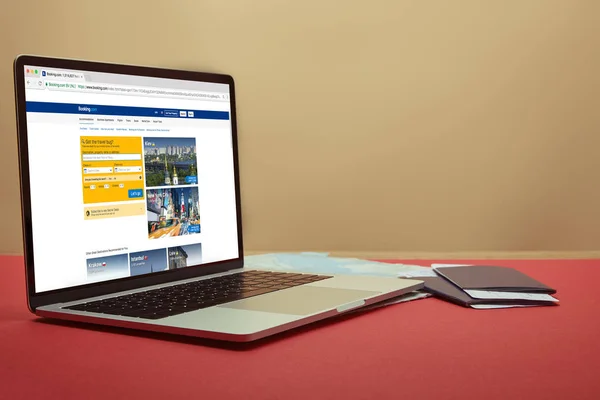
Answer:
xmin=1 ymin=0 xmax=599 ymax=256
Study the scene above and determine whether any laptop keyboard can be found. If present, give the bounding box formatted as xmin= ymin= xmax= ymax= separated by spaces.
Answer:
xmin=63 ymin=270 xmax=332 ymax=320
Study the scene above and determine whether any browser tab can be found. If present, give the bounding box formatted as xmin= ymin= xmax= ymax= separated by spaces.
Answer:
xmin=40 ymin=69 xmax=85 ymax=81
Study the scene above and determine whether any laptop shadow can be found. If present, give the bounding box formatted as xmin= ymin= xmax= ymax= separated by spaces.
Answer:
xmin=32 ymin=308 xmax=375 ymax=351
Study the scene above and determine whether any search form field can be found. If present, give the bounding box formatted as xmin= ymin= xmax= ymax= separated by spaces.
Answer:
xmin=114 ymin=166 xmax=143 ymax=173
xmin=83 ymin=167 xmax=113 ymax=174
xmin=82 ymin=154 xmax=141 ymax=161
xmin=83 ymin=174 xmax=143 ymax=183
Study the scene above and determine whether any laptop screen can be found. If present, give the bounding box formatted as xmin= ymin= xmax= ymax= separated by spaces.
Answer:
xmin=21 ymin=64 xmax=240 ymax=293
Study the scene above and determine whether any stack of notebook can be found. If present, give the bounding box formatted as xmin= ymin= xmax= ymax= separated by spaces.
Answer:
xmin=399 ymin=264 xmax=559 ymax=309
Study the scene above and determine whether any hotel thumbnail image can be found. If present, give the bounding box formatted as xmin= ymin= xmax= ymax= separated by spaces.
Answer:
xmin=86 ymin=253 xmax=129 ymax=282
xmin=168 ymin=243 xmax=203 ymax=270
xmin=129 ymin=248 xmax=168 ymax=276
xmin=143 ymin=137 xmax=197 ymax=187
xmin=146 ymin=187 xmax=201 ymax=239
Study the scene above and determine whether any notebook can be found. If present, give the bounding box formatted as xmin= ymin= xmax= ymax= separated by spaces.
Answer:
xmin=12 ymin=54 xmax=424 ymax=343
xmin=399 ymin=265 xmax=559 ymax=309
xmin=431 ymin=264 xmax=556 ymax=294
xmin=415 ymin=276 xmax=558 ymax=309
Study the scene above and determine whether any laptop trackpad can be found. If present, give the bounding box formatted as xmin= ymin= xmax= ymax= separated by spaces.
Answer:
xmin=218 ymin=286 xmax=379 ymax=316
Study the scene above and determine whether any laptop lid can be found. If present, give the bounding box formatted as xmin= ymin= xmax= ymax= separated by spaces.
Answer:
xmin=13 ymin=55 xmax=244 ymax=310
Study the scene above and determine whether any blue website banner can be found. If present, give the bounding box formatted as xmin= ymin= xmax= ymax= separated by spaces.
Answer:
xmin=25 ymin=101 xmax=230 ymax=120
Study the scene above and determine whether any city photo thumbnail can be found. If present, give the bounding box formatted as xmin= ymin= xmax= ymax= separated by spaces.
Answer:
xmin=168 ymin=243 xmax=203 ymax=270
xmin=129 ymin=248 xmax=168 ymax=276
xmin=143 ymin=137 xmax=197 ymax=187
xmin=86 ymin=253 xmax=129 ymax=282
xmin=146 ymin=187 xmax=201 ymax=239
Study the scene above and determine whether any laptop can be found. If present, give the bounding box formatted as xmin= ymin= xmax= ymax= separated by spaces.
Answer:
xmin=12 ymin=55 xmax=423 ymax=342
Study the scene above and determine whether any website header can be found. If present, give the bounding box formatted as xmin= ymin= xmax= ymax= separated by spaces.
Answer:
xmin=26 ymin=101 xmax=230 ymax=120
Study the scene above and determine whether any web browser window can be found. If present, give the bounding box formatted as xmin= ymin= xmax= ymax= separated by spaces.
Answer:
xmin=22 ymin=65 xmax=239 ymax=293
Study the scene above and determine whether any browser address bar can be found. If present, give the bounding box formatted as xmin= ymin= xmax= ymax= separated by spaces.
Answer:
xmin=44 ymin=80 xmax=228 ymax=101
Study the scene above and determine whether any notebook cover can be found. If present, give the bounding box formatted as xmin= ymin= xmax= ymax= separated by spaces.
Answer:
xmin=433 ymin=265 xmax=556 ymax=294
xmin=416 ymin=276 xmax=557 ymax=307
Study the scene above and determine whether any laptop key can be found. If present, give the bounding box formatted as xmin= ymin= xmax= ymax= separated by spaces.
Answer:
xmin=268 ymin=284 xmax=295 ymax=290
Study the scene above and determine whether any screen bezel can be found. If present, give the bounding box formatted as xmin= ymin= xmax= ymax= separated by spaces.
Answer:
xmin=13 ymin=54 xmax=245 ymax=311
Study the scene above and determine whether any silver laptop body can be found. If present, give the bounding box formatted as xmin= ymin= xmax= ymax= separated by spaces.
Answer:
xmin=13 ymin=55 xmax=423 ymax=342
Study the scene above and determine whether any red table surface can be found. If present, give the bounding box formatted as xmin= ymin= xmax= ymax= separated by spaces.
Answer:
xmin=1 ymin=255 xmax=599 ymax=400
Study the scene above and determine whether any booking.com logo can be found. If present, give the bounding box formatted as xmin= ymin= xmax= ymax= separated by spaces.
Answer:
xmin=78 ymin=106 xmax=97 ymax=113
xmin=42 ymin=71 xmax=46 ymax=77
